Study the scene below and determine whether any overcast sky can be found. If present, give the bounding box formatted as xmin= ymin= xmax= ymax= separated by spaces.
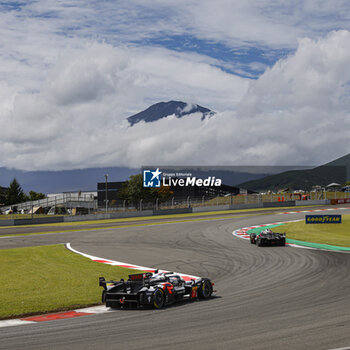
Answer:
xmin=1 ymin=0 xmax=350 ymax=171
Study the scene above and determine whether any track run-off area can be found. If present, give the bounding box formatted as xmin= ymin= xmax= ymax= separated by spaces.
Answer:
xmin=1 ymin=205 xmax=350 ymax=350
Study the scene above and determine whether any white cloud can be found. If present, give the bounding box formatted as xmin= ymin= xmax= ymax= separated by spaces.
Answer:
xmin=0 ymin=42 xmax=249 ymax=170
xmin=2 ymin=0 xmax=350 ymax=92
xmin=96 ymin=0 xmax=350 ymax=48
xmin=1 ymin=2 xmax=350 ymax=171
xmin=180 ymin=103 xmax=197 ymax=114
xmin=1 ymin=31 xmax=350 ymax=170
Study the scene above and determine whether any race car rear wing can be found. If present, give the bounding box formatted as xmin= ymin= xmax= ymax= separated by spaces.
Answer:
xmin=274 ymin=232 xmax=286 ymax=236
xmin=128 ymin=272 xmax=153 ymax=281
xmin=99 ymin=273 xmax=153 ymax=290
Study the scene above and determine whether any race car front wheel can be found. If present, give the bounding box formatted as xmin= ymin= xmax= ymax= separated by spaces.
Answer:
xmin=153 ymin=288 xmax=165 ymax=309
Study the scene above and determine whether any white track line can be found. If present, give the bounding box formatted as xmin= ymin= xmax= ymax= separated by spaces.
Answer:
xmin=0 ymin=319 xmax=36 ymax=328
xmin=65 ymin=243 xmax=199 ymax=281
xmin=277 ymin=207 xmax=350 ymax=215
xmin=232 ymin=219 xmax=318 ymax=250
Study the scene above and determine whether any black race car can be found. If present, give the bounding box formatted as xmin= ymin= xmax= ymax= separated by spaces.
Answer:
xmin=250 ymin=228 xmax=286 ymax=247
xmin=99 ymin=271 xmax=214 ymax=309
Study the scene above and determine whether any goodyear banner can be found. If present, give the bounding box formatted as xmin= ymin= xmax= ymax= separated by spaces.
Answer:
xmin=305 ymin=215 xmax=342 ymax=224
xmin=330 ymin=199 xmax=350 ymax=205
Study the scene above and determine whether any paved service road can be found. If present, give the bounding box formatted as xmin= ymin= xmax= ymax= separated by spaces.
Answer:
xmin=1 ymin=208 xmax=350 ymax=350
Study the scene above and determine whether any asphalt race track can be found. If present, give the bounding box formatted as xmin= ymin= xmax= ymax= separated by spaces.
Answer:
xmin=1 ymin=207 xmax=350 ymax=350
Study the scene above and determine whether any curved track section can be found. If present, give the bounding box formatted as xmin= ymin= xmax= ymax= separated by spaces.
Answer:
xmin=1 ymin=209 xmax=350 ymax=350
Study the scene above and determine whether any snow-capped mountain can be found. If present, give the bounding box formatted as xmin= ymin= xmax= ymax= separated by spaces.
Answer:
xmin=127 ymin=100 xmax=215 ymax=126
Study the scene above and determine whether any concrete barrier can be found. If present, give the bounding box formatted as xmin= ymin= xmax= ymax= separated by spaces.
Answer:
xmin=295 ymin=200 xmax=330 ymax=206
xmin=13 ymin=216 xmax=64 ymax=225
xmin=0 ymin=219 xmax=15 ymax=226
xmin=110 ymin=211 xmax=153 ymax=219
xmin=229 ymin=203 xmax=264 ymax=210
xmin=64 ymin=213 xmax=110 ymax=222
xmin=64 ymin=211 xmax=154 ymax=222
xmin=153 ymin=208 xmax=192 ymax=215
xmin=192 ymin=205 xmax=230 ymax=213
xmin=262 ymin=201 xmax=295 ymax=208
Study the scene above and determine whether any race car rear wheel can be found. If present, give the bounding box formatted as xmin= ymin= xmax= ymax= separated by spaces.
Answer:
xmin=198 ymin=279 xmax=212 ymax=299
xmin=153 ymin=288 xmax=165 ymax=309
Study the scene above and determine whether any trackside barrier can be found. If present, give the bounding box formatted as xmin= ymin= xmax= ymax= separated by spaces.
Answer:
xmin=65 ymin=213 xmax=110 ymax=222
xmin=229 ymin=203 xmax=264 ymax=210
xmin=330 ymin=198 xmax=350 ymax=205
xmin=64 ymin=211 xmax=154 ymax=222
xmin=193 ymin=205 xmax=231 ymax=213
xmin=193 ymin=203 xmax=266 ymax=213
xmin=153 ymin=208 xmax=192 ymax=215
xmin=0 ymin=200 xmax=342 ymax=226
xmin=0 ymin=219 xmax=15 ymax=226
xmin=14 ymin=217 xmax=65 ymax=225
xmin=296 ymin=200 xmax=330 ymax=206
xmin=262 ymin=201 xmax=295 ymax=208
xmin=0 ymin=211 xmax=154 ymax=226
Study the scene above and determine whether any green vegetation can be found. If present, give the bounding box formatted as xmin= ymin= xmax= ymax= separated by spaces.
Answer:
xmin=238 ymin=164 xmax=347 ymax=192
xmin=0 ymin=244 xmax=142 ymax=319
xmin=272 ymin=214 xmax=350 ymax=248
xmin=0 ymin=178 xmax=46 ymax=206
xmin=0 ymin=186 xmax=6 ymax=206
xmin=119 ymin=173 xmax=173 ymax=208
xmin=3 ymin=178 xmax=26 ymax=205
xmin=27 ymin=190 xmax=46 ymax=201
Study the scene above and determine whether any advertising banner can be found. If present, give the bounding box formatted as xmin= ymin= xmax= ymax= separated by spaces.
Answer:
xmin=305 ymin=215 xmax=342 ymax=224
xmin=330 ymin=198 xmax=350 ymax=205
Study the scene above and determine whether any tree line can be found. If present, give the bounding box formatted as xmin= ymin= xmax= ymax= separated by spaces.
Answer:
xmin=117 ymin=174 xmax=173 ymax=208
xmin=0 ymin=179 xmax=45 ymax=206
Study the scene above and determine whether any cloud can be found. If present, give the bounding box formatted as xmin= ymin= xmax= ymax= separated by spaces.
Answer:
xmin=1 ymin=31 xmax=350 ymax=170
xmin=180 ymin=103 xmax=197 ymax=114
xmin=2 ymin=0 xmax=350 ymax=92
xmin=1 ymin=2 xmax=350 ymax=171
xmin=0 ymin=42 xmax=249 ymax=170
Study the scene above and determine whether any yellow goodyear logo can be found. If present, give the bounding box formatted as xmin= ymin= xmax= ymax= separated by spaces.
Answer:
xmin=305 ymin=215 xmax=342 ymax=224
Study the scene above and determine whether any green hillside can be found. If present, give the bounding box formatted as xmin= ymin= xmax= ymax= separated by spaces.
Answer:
xmin=238 ymin=154 xmax=349 ymax=191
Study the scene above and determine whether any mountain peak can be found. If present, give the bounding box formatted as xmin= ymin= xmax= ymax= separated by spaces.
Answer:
xmin=127 ymin=100 xmax=215 ymax=126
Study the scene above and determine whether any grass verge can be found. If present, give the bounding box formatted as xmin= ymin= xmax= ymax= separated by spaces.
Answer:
xmin=0 ymin=244 xmax=142 ymax=319
xmin=272 ymin=214 xmax=350 ymax=248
